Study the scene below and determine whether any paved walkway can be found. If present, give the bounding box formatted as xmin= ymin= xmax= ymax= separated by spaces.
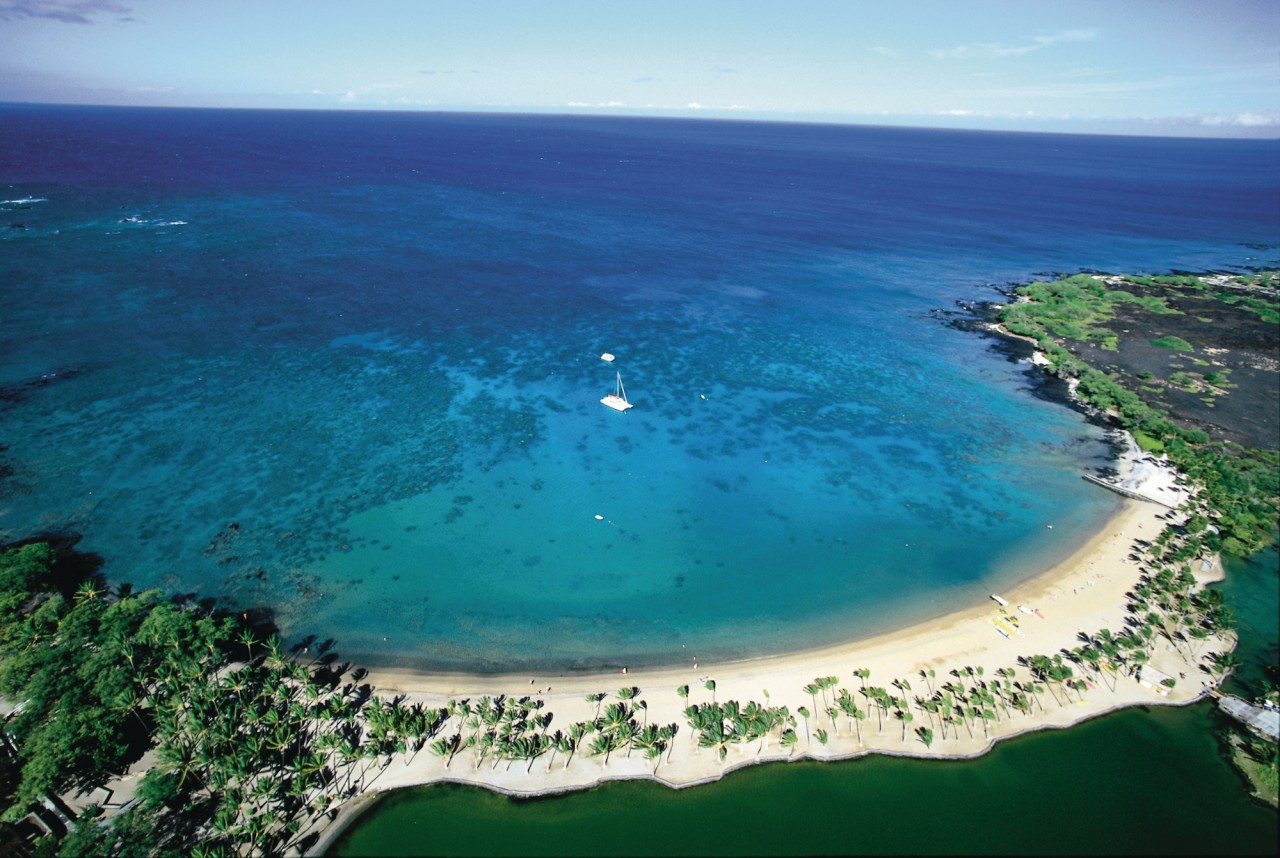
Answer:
xmin=1217 ymin=694 xmax=1280 ymax=740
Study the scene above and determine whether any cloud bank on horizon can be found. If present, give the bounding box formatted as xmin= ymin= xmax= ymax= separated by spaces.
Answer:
xmin=0 ymin=0 xmax=1276 ymax=137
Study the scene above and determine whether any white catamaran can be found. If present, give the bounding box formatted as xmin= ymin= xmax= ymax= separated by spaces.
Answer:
xmin=601 ymin=371 xmax=633 ymax=412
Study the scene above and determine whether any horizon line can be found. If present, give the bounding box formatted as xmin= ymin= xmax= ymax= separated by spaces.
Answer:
xmin=2 ymin=98 xmax=1277 ymax=142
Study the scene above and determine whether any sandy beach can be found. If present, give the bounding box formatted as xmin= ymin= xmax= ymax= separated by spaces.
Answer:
xmin=309 ymin=452 xmax=1228 ymax=854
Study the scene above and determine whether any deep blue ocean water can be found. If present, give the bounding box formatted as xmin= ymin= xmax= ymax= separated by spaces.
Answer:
xmin=2 ymin=106 xmax=1277 ymax=672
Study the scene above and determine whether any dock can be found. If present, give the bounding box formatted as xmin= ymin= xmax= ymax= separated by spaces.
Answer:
xmin=1217 ymin=693 xmax=1280 ymax=741
xmin=1081 ymin=473 xmax=1176 ymax=508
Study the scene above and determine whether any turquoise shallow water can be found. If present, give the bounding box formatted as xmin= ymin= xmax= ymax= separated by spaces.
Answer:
xmin=332 ymin=540 xmax=1280 ymax=855
xmin=293 ymin=312 xmax=1121 ymax=671
xmin=2 ymin=108 xmax=1277 ymax=671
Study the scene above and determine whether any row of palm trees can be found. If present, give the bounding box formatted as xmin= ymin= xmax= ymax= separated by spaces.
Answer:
xmin=682 ymin=698 xmax=797 ymax=760
xmin=423 ymin=687 xmax=680 ymax=776
xmin=0 ymin=473 xmax=1239 ymax=856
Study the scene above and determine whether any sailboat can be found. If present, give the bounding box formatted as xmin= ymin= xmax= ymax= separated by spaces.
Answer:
xmin=600 ymin=371 xmax=633 ymax=412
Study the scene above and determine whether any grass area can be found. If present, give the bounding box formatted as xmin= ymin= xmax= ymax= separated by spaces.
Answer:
xmin=1000 ymin=273 xmax=1180 ymax=351
xmin=1150 ymin=335 xmax=1194 ymax=351
xmin=1228 ymin=732 xmax=1279 ymax=809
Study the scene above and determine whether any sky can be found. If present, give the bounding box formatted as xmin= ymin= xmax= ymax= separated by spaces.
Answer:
xmin=0 ymin=0 xmax=1277 ymax=137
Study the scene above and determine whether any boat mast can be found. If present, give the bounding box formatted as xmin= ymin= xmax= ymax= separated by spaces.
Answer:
xmin=616 ymin=372 xmax=627 ymax=401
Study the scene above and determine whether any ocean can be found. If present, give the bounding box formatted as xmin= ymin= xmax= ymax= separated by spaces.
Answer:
xmin=2 ymin=105 xmax=1277 ymax=673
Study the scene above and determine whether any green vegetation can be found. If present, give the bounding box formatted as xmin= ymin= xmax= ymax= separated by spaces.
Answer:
xmin=1230 ymin=732 xmax=1278 ymax=807
xmin=1000 ymin=274 xmax=1179 ymax=352
xmin=998 ymin=272 xmax=1279 ymax=556
xmin=2 ymin=493 xmax=1246 ymax=856
xmin=1150 ymin=335 xmax=1194 ymax=351
xmin=1 ymin=267 xmax=1273 ymax=856
xmin=0 ymin=543 xmax=450 ymax=856
xmin=1218 ymin=293 xmax=1280 ymax=325
xmin=1221 ymin=668 xmax=1280 ymax=809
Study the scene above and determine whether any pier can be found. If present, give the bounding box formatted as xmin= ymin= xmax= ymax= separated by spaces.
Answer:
xmin=1216 ymin=693 xmax=1280 ymax=741
xmin=1081 ymin=473 xmax=1177 ymax=508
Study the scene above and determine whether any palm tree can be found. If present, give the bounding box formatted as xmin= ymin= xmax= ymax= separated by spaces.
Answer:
xmin=1030 ymin=680 xmax=1049 ymax=712
xmin=803 ymin=683 xmax=821 ymax=729
xmin=818 ymin=675 xmax=839 ymax=722
xmin=1080 ymin=646 xmax=1114 ymax=691
xmin=237 ymin=627 xmax=260 ymax=664
xmin=835 ymin=690 xmax=856 ymax=733
xmin=914 ymin=695 xmax=938 ymax=734
xmin=780 ymin=728 xmax=798 ymax=756
xmin=980 ymin=705 xmax=996 ymax=738
xmin=588 ymin=692 xmax=606 ymax=721
xmin=1206 ymin=650 xmax=1241 ymax=676
xmin=660 ymin=723 xmax=678 ymax=765
xmin=74 ymin=579 xmax=105 ymax=606
xmin=429 ymin=734 xmax=460 ymax=768
xmin=617 ymin=720 xmax=639 ymax=759
xmin=797 ymin=705 xmax=811 ymax=743
xmin=704 ymin=679 xmax=717 ymax=705
xmin=916 ymin=726 xmax=934 ymax=749
xmin=564 ymin=721 xmax=592 ymax=770
xmin=601 ymin=702 xmax=631 ymax=737
xmin=633 ymin=724 xmax=661 ymax=768
xmin=523 ymin=733 xmax=550 ymax=773
xmin=636 ymin=725 xmax=667 ymax=773
xmin=971 ymin=686 xmax=997 ymax=724
xmin=542 ymin=732 xmax=563 ymax=773
xmin=1028 ymin=655 xmax=1063 ymax=706
xmin=697 ymin=717 xmax=732 ymax=762
xmin=862 ymin=687 xmax=883 ymax=733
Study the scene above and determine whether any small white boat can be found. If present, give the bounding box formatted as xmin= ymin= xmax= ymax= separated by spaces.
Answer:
xmin=601 ymin=371 xmax=633 ymax=412
xmin=600 ymin=352 xmax=615 ymax=362
xmin=991 ymin=594 xmax=1008 ymax=607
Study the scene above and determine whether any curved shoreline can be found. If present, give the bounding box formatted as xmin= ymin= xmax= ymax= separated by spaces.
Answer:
xmin=309 ymin=465 xmax=1227 ymax=855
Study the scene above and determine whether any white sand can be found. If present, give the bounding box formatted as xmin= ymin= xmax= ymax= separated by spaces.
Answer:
xmin=308 ymin=479 xmax=1229 ymax=853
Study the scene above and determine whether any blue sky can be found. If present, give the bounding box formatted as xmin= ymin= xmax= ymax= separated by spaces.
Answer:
xmin=1 ymin=0 xmax=1276 ymax=137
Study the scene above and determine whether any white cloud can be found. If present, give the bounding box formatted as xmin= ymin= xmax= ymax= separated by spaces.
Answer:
xmin=932 ymin=29 xmax=1097 ymax=60
xmin=1032 ymin=30 xmax=1097 ymax=49
xmin=937 ymin=108 xmax=992 ymax=118
xmin=0 ymin=1 xmax=132 ymax=23
xmin=1191 ymin=112 xmax=1279 ymax=127
xmin=339 ymin=91 xmax=358 ymax=104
